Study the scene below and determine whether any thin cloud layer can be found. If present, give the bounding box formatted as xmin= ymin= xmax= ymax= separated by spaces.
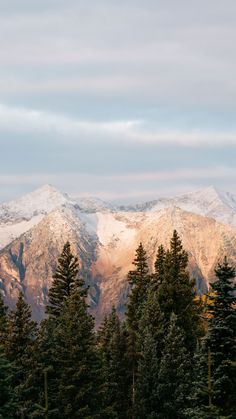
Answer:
xmin=0 ymin=103 xmax=236 ymax=147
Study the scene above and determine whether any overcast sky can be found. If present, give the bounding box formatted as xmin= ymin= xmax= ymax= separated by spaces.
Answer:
xmin=1 ymin=0 xmax=236 ymax=202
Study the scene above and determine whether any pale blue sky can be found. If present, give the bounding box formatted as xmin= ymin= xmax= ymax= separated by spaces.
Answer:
xmin=1 ymin=0 xmax=236 ymax=202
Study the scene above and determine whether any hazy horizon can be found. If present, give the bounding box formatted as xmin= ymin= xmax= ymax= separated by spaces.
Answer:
xmin=0 ymin=182 xmax=235 ymax=206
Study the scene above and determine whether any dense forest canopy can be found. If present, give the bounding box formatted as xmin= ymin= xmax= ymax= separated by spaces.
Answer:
xmin=0 ymin=233 xmax=235 ymax=418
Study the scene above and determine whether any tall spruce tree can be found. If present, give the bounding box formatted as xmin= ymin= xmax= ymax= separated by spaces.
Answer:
xmin=34 ymin=243 xmax=86 ymax=416
xmin=98 ymin=307 xmax=129 ymax=419
xmin=151 ymin=244 xmax=166 ymax=290
xmin=30 ymin=317 xmax=61 ymax=418
xmin=158 ymin=230 xmax=202 ymax=352
xmin=135 ymin=291 xmax=164 ymax=418
xmin=5 ymin=291 xmax=38 ymax=417
xmin=157 ymin=313 xmax=192 ymax=419
xmin=126 ymin=243 xmax=150 ymax=415
xmin=204 ymin=258 xmax=236 ymax=415
xmin=51 ymin=288 xmax=99 ymax=418
xmin=46 ymin=241 xmax=84 ymax=318
xmin=135 ymin=329 xmax=160 ymax=419
xmin=126 ymin=242 xmax=150 ymax=331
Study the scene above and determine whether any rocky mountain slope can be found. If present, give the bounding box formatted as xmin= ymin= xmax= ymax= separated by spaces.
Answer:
xmin=0 ymin=184 xmax=236 ymax=324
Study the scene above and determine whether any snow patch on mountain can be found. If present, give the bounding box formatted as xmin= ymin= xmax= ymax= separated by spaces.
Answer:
xmin=0 ymin=214 xmax=43 ymax=249
xmin=0 ymin=184 xmax=69 ymax=222
xmin=1 ymin=184 xmax=236 ymax=252
xmin=117 ymin=186 xmax=236 ymax=227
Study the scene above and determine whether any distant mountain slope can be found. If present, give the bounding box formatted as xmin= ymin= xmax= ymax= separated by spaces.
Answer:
xmin=118 ymin=186 xmax=236 ymax=226
xmin=0 ymin=185 xmax=236 ymax=324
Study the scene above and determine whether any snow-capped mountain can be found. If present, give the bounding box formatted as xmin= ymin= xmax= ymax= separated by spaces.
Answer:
xmin=118 ymin=186 xmax=236 ymax=226
xmin=0 ymin=184 xmax=236 ymax=324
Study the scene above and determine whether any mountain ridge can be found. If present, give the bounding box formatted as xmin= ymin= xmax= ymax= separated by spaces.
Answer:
xmin=0 ymin=184 xmax=236 ymax=324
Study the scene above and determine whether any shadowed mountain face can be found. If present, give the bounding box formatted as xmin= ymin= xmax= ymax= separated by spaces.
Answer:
xmin=0 ymin=185 xmax=236 ymax=325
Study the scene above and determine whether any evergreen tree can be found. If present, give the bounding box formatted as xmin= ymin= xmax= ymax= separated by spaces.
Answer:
xmin=5 ymin=291 xmax=38 ymax=417
xmin=30 ymin=317 xmax=61 ymax=418
xmin=46 ymin=241 xmax=85 ymax=318
xmin=52 ymin=288 xmax=99 ymax=418
xmin=33 ymin=244 xmax=88 ymax=417
xmin=205 ymin=258 xmax=236 ymax=415
xmin=135 ymin=330 xmax=160 ymax=419
xmin=157 ymin=313 xmax=192 ymax=419
xmin=184 ymin=347 xmax=222 ymax=419
xmin=0 ymin=292 xmax=7 ymax=346
xmin=126 ymin=242 xmax=150 ymax=331
xmin=126 ymin=243 xmax=150 ymax=414
xmin=135 ymin=291 xmax=164 ymax=418
xmin=0 ymin=345 xmax=16 ymax=418
xmin=98 ymin=307 xmax=129 ymax=419
xmin=158 ymin=230 xmax=202 ymax=352
xmin=152 ymin=244 xmax=166 ymax=290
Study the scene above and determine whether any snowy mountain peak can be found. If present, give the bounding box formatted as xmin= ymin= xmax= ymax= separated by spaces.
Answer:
xmin=182 ymin=185 xmax=221 ymax=202
xmin=0 ymin=184 xmax=70 ymax=224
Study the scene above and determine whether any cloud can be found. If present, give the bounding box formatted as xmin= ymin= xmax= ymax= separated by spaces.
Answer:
xmin=0 ymin=166 xmax=235 ymax=188
xmin=0 ymin=1 xmax=236 ymax=202
xmin=0 ymin=0 xmax=236 ymax=110
xmin=0 ymin=102 xmax=140 ymax=138
xmin=0 ymin=103 xmax=236 ymax=147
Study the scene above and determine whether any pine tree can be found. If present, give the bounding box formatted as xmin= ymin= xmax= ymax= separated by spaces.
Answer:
xmin=205 ymin=257 xmax=236 ymax=415
xmin=135 ymin=329 xmax=160 ymax=419
xmin=5 ymin=291 xmax=38 ymax=417
xmin=46 ymin=241 xmax=85 ymax=318
xmin=34 ymin=244 xmax=88 ymax=417
xmin=158 ymin=230 xmax=202 ymax=352
xmin=135 ymin=291 xmax=164 ymax=418
xmin=98 ymin=307 xmax=129 ymax=419
xmin=126 ymin=243 xmax=150 ymax=415
xmin=0 ymin=292 xmax=7 ymax=346
xmin=52 ymin=288 xmax=99 ymax=418
xmin=0 ymin=345 xmax=16 ymax=418
xmin=184 ymin=347 xmax=222 ymax=419
xmin=30 ymin=317 xmax=61 ymax=418
xmin=126 ymin=242 xmax=150 ymax=331
xmin=152 ymin=244 xmax=166 ymax=290
xmin=157 ymin=313 xmax=192 ymax=419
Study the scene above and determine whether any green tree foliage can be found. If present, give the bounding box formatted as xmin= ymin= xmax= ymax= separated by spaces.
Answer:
xmin=5 ymin=291 xmax=38 ymax=417
xmin=32 ymin=242 xmax=98 ymax=417
xmin=135 ymin=291 xmax=164 ymax=418
xmin=51 ymin=288 xmax=99 ymax=418
xmin=135 ymin=329 xmax=160 ymax=419
xmin=126 ymin=243 xmax=150 ymax=413
xmin=205 ymin=258 xmax=236 ymax=415
xmin=0 ymin=292 xmax=7 ymax=346
xmin=0 ymin=233 xmax=234 ymax=419
xmin=126 ymin=242 xmax=150 ymax=331
xmin=30 ymin=317 xmax=61 ymax=418
xmin=186 ymin=258 xmax=236 ymax=418
xmin=157 ymin=313 xmax=192 ymax=419
xmin=46 ymin=241 xmax=85 ymax=318
xmin=133 ymin=231 xmax=203 ymax=418
xmin=0 ymin=345 xmax=16 ymax=419
xmin=152 ymin=244 xmax=166 ymax=290
xmin=158 ymin=230 xmax=202 ymax=351
xmin=98 ymin=307 xmax=129 ymax=419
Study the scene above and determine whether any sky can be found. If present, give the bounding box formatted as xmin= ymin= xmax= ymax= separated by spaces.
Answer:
xmin=1 ymin=0 xmax=236 ymax=203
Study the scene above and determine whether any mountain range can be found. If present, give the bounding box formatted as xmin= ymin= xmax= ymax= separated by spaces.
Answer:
xmin=0 ymin=184 xmax=236 ymax=324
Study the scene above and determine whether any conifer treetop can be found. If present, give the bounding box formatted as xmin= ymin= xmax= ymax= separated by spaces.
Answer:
xmin=46 ymin=241 xmax=86 ymax=318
